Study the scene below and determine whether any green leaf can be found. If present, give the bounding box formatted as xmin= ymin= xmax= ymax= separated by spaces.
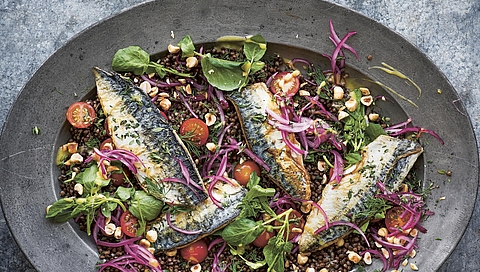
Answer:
xmin=263 ymin=236 xmax=292 ymax=272
xmin=101 ymin=201 xmax=118 ymax=218
xmin=250 ymin=61 xmax=265 ymax=74
xmin=115 ymin=186 xmax=135 ymax=201
xmin=344 ymin=152 xmax=362 ymax=165
xmin=128 ymin=191 xmax=164 ymax=221
xmin=365 ymin=123 xmax=387 ymax=142
xmin=201 ymin=53 xmax=245 ymax=91
xmin=45 ymin=198 xmax=75 ymax=218
xmin=178 ymin=35 xmax=195 ymax=58
xmin=244 ymin=34 xmax=267 ymax=62
xmin=112 ymin=46 xmax=151 ymax=75
xmin=221 ymin=218 xmax=264 ymax=246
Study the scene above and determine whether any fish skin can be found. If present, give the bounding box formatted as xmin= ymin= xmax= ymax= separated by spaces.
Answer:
xmin=299 ymin=135 xmax=423 ymax=253
xmin=227 ymin=83 xmax=311 ymax=200
xmin=93 ymin=67 xmax=207 ymax=206
xmin=150 ymin=182 xmax=246 ymax=251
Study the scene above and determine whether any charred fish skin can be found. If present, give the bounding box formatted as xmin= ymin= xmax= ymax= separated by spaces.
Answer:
xmin=93 ymin=67 xmax=207 ymax=206
xmin=150 ymin=182 xmax=246 ymax=252
xmin=299 ymin=135 xmax=423 ymax=253
xmin=227 ymin=83 xmax=311 ymax=200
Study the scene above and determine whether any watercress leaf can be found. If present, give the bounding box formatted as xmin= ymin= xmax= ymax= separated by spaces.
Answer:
xmin=201 ymin=53 xmax=245 ymax=91
xmin=101 ymin=201 xmax=118 ymax=218
xmin=365 ymin=123 xmax=387 ymax=142
xmin=115 ymin=186 xmax=135 ymax=201
xmin=221 ymin=218 xmax=264 ymax=246
xmin=112 ymin=46 xmax=151 ymax=75
xmin=246 ymin=171 xmax=261 ymax=189
xmin=250 ymin=61 xmax=265 ymax=74
xmin=244 ymin=34 xmax=267 ymax=62
xmin=344 ymin=152 xmax=362 ymax=165
xmin=45 ymin=198 xmax=75 ymax=218
xmin=178 ymin=35 xmax=195 ymax=58
xmin=263 ymin=236 xmax=290 ymax=272
xmin=246 ymin=184 xmax=276 ymax=199
xmin=153 ymin=64 xmax=167 ymax=78
xmin=128 ymin=191 xmax=164 ymax=221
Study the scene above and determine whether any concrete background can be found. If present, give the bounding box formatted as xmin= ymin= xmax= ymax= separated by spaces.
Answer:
xmin=1 ymin=0 xmax=479 ymax=271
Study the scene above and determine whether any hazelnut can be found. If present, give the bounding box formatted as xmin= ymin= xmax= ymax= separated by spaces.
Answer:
xmin=333 ymin=86 xmax=344 ymax=100
xmin=348 ymin=251 xmax=362 ymax=263
xmin=363 ymin=251 xmax=372 ymax=265
xmin=297 ymin=253 xmax=309 ymax=265
xmin=345 ymin=98 xmax=358 ymax=112
xmin=168 ymin=44 xmax=180 ymax=54
xmin=104 ymin=223 xmax=116 ymax=236
xmin=159 ymin=98 xmax=172 ymax=111
xmin=74 ymin=183 xmax=84 ymax=196
xmin=360 ymin=95 xmax=373 ymax=106
xmin=359 ymin=87 xmax=370 ymax=95
xmin=186 ymin=57 xmax=199 ymax=68
xmin=146 ymin=229 xmax=158 ymax=242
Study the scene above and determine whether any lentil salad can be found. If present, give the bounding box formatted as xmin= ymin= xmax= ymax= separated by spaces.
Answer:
xmin=47 ymin=21 xmax=439 ymax=272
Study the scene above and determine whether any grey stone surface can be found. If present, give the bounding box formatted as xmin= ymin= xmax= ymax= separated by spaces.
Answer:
xmin=0 ymin=0 xmax=478 ymax=271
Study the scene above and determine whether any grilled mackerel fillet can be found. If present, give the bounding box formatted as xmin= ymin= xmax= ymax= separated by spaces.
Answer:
xmin=227 ymin=83 xmax=311 ymax=200
xmin=93 ymin=67 xmax=207 ymax=206
xmin=299 ymin=135 xmax=423 ymax=253
xmin=150 ymin=182 xmax=246 ymax=251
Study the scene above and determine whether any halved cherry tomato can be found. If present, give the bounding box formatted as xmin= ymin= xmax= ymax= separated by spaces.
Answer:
xmin=180 ymin=239 xmax=208 ymax=264
xmin=110 ymin=165 xmax=133 ymax=187
xmin=179 ymin=118 xmax=209 ymax=146
xmin=159 ymin=111 xmax=168 ymax=121
xmin=252 ymin=229 xmax=275 ymax=248
xmin=99 ymin=138 xmax=114 ymax=150
xmin=275 ymin=210 xmax=304 ymax=241
xmin=385 ymin=206 xmax=412 ymax=231
xmin=66 ymin=102 xmax=96 ymax=128
xmin=120 ymin=211 xmax=139 ymax=237
xmin=269 ymin=71 xmax=300 ymax=96
xmin=233 ymin=160 xmax=261 ymax=186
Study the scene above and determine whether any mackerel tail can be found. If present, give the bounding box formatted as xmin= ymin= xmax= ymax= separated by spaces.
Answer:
xmin=92 ymin=67 xmax=207 ymax=206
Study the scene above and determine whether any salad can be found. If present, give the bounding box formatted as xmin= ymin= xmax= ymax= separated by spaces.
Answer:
xmin=46 ymin=20 xmax=441 ymax=272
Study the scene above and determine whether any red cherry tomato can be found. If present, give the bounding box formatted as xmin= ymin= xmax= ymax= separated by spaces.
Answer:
xmin=275 ymin=210 xmax=304 ymax=241
xmin=120 ymin=211 xmax=139 ymax=237
xmin=180 ymin=239 xmax=208 ymax=264
xmin=269 ymin=71 xmax=300 ymax=96
xmin=179 ymin=118 xmax=209 ymax=146
xmin=233 ymin=160 xmax=261 ymax=186
xmin=99 ymin=138 xmax=114 ymax=150
xmin=385 ymin=206 xmax=412 ymax=231
xmin=66 ymin=102 xmax=96 ymax=128
xmin=252 ymin=229 xmax=275 ymax=248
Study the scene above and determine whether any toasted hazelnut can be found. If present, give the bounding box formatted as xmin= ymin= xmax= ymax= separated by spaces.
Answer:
xmin=291 ymin=227 xmax=303 ymax=233
xmin=297 ymin=253 xmax=309 ymax=265
xmin=178 ymin=78 xmax=187 ymax=84
xmin=360 ymin=95 xmax=373 ymax=106
xmin=159 ymin=98 xmax=172 ymax=111
xmin=206 ymin=142 xmax=217 ymax=152
xmin=299 ymin=90 xmax=310 ymax=96
xmin=74 ymin=183 xmax=84 ymax=196
xmin=139 ymin=238 xmax=151 ymax=249
xmin=305 ymin=268 xmax=315 ymax=272
xmin=409 ymin=249 xmax=417 ymax=258
xmin=139 ymin=81 xmax=152 ymax=94
xmin=186 ymin=57 xmax=199 ymax=68
xmin=338 ymin=110 xmax=349 ymax=120
xmin=168 ymin=44 xmax=180 ymax=54
xmin=319 ymin=269 xmax=329 ymax=272
xmin=114 ymin=226 xmax=123 ymax=239
xmin=65 ymin=153 xmax=84 ymax=166
xmin=104 ymin=223 xmax=116 ymax=236
xmin=363 ymin=251 xmax=372 ymax=265
xmin=345 ymin=98 xmax=358 ymax=112
xmin=402 ymin=259 xmax=409 ymax=267
xmin=333 ymin=86 xmax=344 ymax=100
xmin=375 ymin=241 xmax=383 ymax=248
xmin=410 ymin=263 xmax=419 ymax=271
xmin=190 ymin=264 xmax=202 ymax=272
xmin=300 ymin=202 xmax=312 ymax=214
xmin=335 ymin=238 xmax=345 ymax=247
xmin=348 ymin=251 xmax=362 ymax=264
xmin=146 ymin=229 xmax=158 ymax=242
xmin=205 ymin=113 xmax=217 ymax=126
xmin=317 ymin=161 xmax=326 ymax=171
xmin=62 ymin=142 xmax=78 ymax=153
xmin=378 ymin=227 xmax=388 ymax=237
xmin=381 ymin=248 xmax=390 ymax=259
xmin=165 ymin=249 xmax=177 ymax=257
xmin=409 ymin=228 xmax=419 ymax=237
xmin=368 ymin=113 xmax=380 ymax=121
xmin=359 ymin=87 xmax=370 ymax=95
xmin=184 ymin=84 xmax=193 ymax=95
